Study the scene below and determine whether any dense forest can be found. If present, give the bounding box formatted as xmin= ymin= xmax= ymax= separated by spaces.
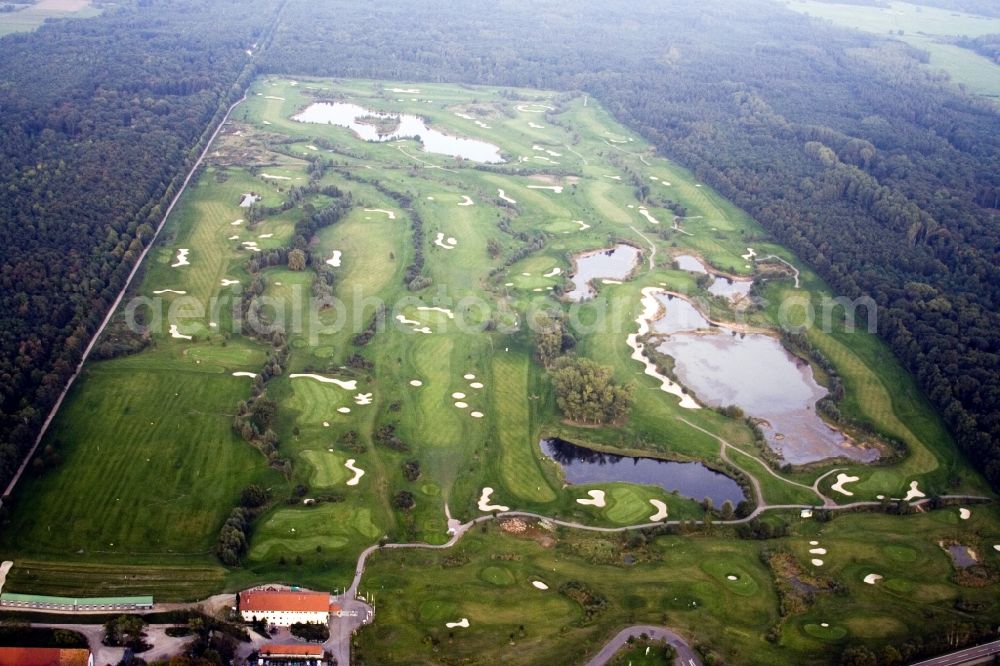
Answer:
xmin=260 ymin=0 xmax=1000 ymax=486
xmin=0 ymin=0 xmax=281 ymax=492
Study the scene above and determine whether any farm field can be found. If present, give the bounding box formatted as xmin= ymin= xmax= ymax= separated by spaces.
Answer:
xmin=0 ymin=77 xmax=997 ymax=661
xmin=0 ymin=0 xmax=100 ymax=36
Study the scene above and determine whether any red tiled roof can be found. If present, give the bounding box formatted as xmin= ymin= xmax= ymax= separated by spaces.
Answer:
xmin=240 ymin=589 xmax=329 ymax=613
xmin=0 ymin=647 xmax=91 ymax=666
xmin=260 ymin=644 xmax=324 ymax=657
xmin=329 ymin=603 xmax=342 ymax=612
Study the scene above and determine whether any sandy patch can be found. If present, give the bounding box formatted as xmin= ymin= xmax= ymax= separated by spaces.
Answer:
xmin=464 ymin=373 xmax=476 ymax=380
xmin=863 ymin=574 xmax=883 ymax=585
xmin=577 ymin=490 xmax=607 ymax=507
xmin=637 ymin=208 xmax=661 ymax=225
xmin=258 ymin=233 xmax=274 ymax=238
xmin=904 ymin=480 xmax=926 ymax=501
xmin=289 ymin=374 xmax=358 ymax=390
xmin=220 ymin=279 xmax=240 ymax=286
xmin=458 ymin=195 xmax=475 ymax=206
xmin=445 ymin=618 xmax=469 ymax=629
xmin=452 ymin=392 xmax=466 ymax=399
xmin=263 ymin=96 xmax=285 ymax=101
xmin=531 ymin=580 xmax=549 ymax=590
xmin=800 ymin=509 xmax=813 ymax=518
xmin=603 ymin=175 xmax=622 ymax=180
xmin=307 ymin=145 xmax=318 ymax=151
xmin=811 ymin=559 xmax=824 ymax=567
xmin=390 ymin=87 xmax=421 ymax=93
xmin=261 ymin=173 xmax=291 ymax=181
xmin=153 ymin=289 xmax=186 ymax=295
xmin=626 ymin=288 xmax=700 ymax=409
xmin=242 ymin=241 xmax=261 ymax=252
xmin=232 ymin=372 xmax=257 ymax=378
xmin=960 ymin=508 xmax=971 ymax=520
xmin=475 ymin=120 xmax=492 ymax=129
xmin=572 ymin=220 xmax=591 ymax=231
xmin=649 ymin=499 xmax=669 ymax=521
xmin=434 ymin=232 xmax=458 ymax=250
xmin=345 ymin=459 xmax=365 ymax=485
xmin=470 ymin=411 xmax=484 ymax=418
xmin=809 ymin=548 xmax=827 ymax=555
xmin=516 ymin=103 xmax=554 ymax=113
xmin=326 ymin=250 xmax=342 ymax=267
xmin=397 ymin=314 xmax=422 ymax=326
xmin=168 ymin=325 xmax=192 ymax=340
xmin=454 ymin=112 xmax=475 ymax=120
xmin=231 ymin=219 xmax=244 ymax=226
xmin=831 ymin=473 xmax=860 ymax=497
xmin=994 ymin=545 xmax=1000 ymax=552
xmin=469 ymin=382 xmax=484 ymax=389
xmin=478 ymin=487 xmax=510 ymax=512
xmin=171 ymin=248 xmax=190 ymax=268
xmin=228 ymin=235 xmax=240 ymax=240
xmin=742 ymin=247 xmax=757 ymax=261
xmin=354 ymin=393 xmax=373 ymax=405
xmin=409 ymin=379 xmax=423 ymax=387
xmin=528 ymin=122 xmax=545 ymax=129
xmin=417 ymin=306 xmax=455 ymax=319
xmin=497 ymin=189 xmax=517 ymax=204
xmin=601 ymin=279 xmax=622 ymax=285
xmin=337 ymin=407 xmax=351 ymax=414
xmin=454 ymin=401 xmax=468 ymax=409
xmin=364 ymin=208 xmax=397 ymax=220
xmin=527 ymin=185 xmax=563 ymax=193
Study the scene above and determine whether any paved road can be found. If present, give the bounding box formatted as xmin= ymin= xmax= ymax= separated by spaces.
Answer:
xmin=583 ymin=625 xmax=702 ymax=666
xmin=909 ymin=638 xmax=1000 ymax=665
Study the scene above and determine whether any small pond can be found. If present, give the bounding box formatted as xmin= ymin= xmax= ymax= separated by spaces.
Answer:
xmin=564 ymin=244 xmax=640 ymax=302
xmin=540 ymin=437 xmax=745 ymax=506
xmin=652 ymin=292 xmax=711 ymax=335
xmin=292 ymin=102 xmax=504 ymax=163
xmin=708 ymin=276 xmax=753 ymax=301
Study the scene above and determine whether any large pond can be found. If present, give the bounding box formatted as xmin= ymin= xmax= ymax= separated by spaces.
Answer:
xmin=292 ymin=102 xmax=504 ymax=163
xmin=653 ymin=300 xmax=877 ymax=464
xmin=564 ymin=244 xmax=641 ymax=302
xmin=541 ymin=438 xmax=745 ymax=506
xmin=675 ymin=254 xmax=753 ymax=302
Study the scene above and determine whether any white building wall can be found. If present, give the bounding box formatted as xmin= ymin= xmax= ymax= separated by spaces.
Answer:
xmin=240 ymin=608 xmax=328 ymax=626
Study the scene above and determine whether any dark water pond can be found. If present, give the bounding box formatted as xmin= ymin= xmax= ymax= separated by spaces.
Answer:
xmin=540 ymin=438 xmax=745 ymax=506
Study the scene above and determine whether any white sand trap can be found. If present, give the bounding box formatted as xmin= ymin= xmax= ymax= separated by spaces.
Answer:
xmin=516 ymin=103 xmax=554 ymax=113
xmin=307 ymin=145 xmax=318 ymax=151
xmin=262 ymin=121 xmax=271 ymax=125
xmin=231 ymin=219 xmax=244 ymax=226
xmin=809 ymin=548 xmax=827 ymax=555
xmin=526 ymin=185 xmax=563 ymax=193
xmin=464 ymin=373 xmax=476 ymax=380
xmin=337 ymin=407 xmax=351 ymax=414
xmin=470 ymin=411 xmax=484 ymax=418
xmin=414 ymin=326 xmax=432 ymax=334
xmin=904 ymin=480 xmax=926 ymax=501
xmin=232 ymin=372 xmax=257 ymax=378
xmin=153 ymin=289 xmax=187 ymax=295
xmin=602 ymin=279 xmax=622 ymax=285
xmin=695 ymin=184 xmax=703 ymax=187
xmin=168 ymin=325 xmax=192 ymax=340
xmin=627 ymin=288 xmax=701 ymax=409
xmin=263 ymin=95 xmax=285 ymax=101
xmin=650 ymin=176 xmax=659 ymax=181
xmin=409 ymin=379 xmax=423 ymax=387
xmin=627 ymin=204 xmax=635 ymax=209
xmin=528 ymin=122 xmax=545 ymax=129
xmin=258 ymin=233 xmax=274 ymax=238
xmin=390 ymin=87 xmax=420 ymax=93
xmin=433 ymin=232 xmax=458 ymax=250
xmin=455 ymin=401 xmax=468 ymax=409
xmin=345 ymin=459 xmax=365 ymax=485
xmin=171 ymin=248 xmax=190 ymax=268
xmin=577 ymin=490 xmax=607 ymax=507
xmin=417 ymin=306 xmax=455 ymax=319
xmin=364 ymin=208 xmax=397 ymax=219
xmin=469 ymin=382 xmax=484 ymax=389
xmin=811 ymin=559 xmax=824 ymax=566
xmin=960 ymin=508 xmax=971 ymax=520
xmin=573 ymin=220 xmax=591 ymax=231
xmin=831 ymin=473 xmax=860 ymax=497
xmin=994 ymin=545 xmax=1000 ymax=552
xmin=445 ymin=618 xmax=470 ymax=629
xmin=326 ymin=251 xmax=342 ymax=267
xmin=864 ymin=574 xmax=883 ymax=585
xmin=289 ymin=374 xmax=358 ymax=390
xmin=809 ymin=541 xmax=819 ymax=546
xmin=261 ymin=173 xmax=291 ymax=180
xmin=649 ymin=499 xmax=669 ymax=521
xmin=497 ymin=189 xmax=517 ymax=204
xmin=427 ymin=196 xmax=435 ymax=200
xmin=662 ymin=181 xmax=671 ymax=186
xmin=475 ymin=121 xmax=492 ymax=129
xmin=638 ymin=208 xmax=661 ymax=225
xmin=478 ymin=487 xmax=509 ymax=512
xmin=741 ymin=247 xmax=757 ymax=261
xmin=603 ymin=175 xmax=622 ymax=180
xmin=531 ymin=581 xmax=549 ymax=590
xmin=457 ymin=195 xmax=475 ymax=206
xmin=228 ymin=235 xmax=240 ymax=240
xmin=396 ymin=314 xmax=422 ymax=327
xmin=220 ymin=279 xmax=240 ymax=286
xmin=801 ymin=509 xmax=813 ymax=518
xmin=354 ymin=393 xmax=373 ymax=405
xmin=453 ymin=111 xmax=475 ymax=120
xmin=242 ymin=241 xmax=261 ymax=252
xmin=452 ymin=392 xmax=466 ymax=399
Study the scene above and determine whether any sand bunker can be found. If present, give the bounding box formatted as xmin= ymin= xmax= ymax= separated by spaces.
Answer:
xmin=637 ymin=208 xmax=661 ymax=225
xmin=263 ymin=95 xmax=285 ymax=101
xmin=527 ymin=185 xmax=563 ymax=193
xmin=232 ymin=372 xmax=257 ymax=378
xmin=497 ymin=189 xmax=517 ymax=204
xmin=531 ymin=581 xmax=549 ymax=590
xmin=445 ymin=618 xmax=470 ymax=629
xmin=960 ymin=508 xmax=971 ymax=520
xmin=458 ymin=195 xmax=474 ymax=206
xmin=231 ymin=219 xmax=244 ymax=226
xmin=153 ymin=289 xmax=186 ymax=295
xmin=454 ymin=111 xmax=475 ymax=120
xmin=454 ymin=401 xmax=468 ymax=409
xmin=258 ymin=233 xmax=274 ymax=238
xmin=994 ymin=545 xmax=1000 ymax=552
xmin=863 ymin=574 xmax=883 ymax=585
xmin=478 ymin=487 xmax=510 ymax=512
xmin=433 ymin=232 xmax=458 ymax=250
xmin=261 ymin=173 xmax=291 ymax=181
xmin=345 ymin=459 xmax=365 ymax=485
xmin=228 ymin=235 xmax=240 ymax=240
xmin=390 ymin=87 xmax=421 ymax=93
xmin=528 ymin=122 xmax=545 ymax=129
xmin=168 ymin=325 xmax=192 ymax=340
xmin=603 ymin=175 xmax=622 ymax=180
xmin=242 ymin=241 xmax=261 ymax=252
xmin=573 ymin=220 xmax=591 ymax=231
xmin=577 ymin=490 xmax=607 ymax=507
xmin=220 ymin=279 xmax=240 ymax=286
xmin=649 ymin=499 xmax=669 ymax=521
xmin=811 ymin=559 xmax=824 ymax=567
xmin=464 ymin=373 xmax=476 ymax=380
xmin=417 ymin=306 xmax=455 ymax=319
xmin=601 ymin=279 xmax=622 ymax=285
xmin=171 ymin=248 xmax=190 ymax=268
xmin=831 ymin=473 xmax=860 ymax=497
xmin=337 ymin=407 xmax=351 ymax=414
xmin=904 ymin=480 xmax=926 ymax=501
xmin=469 ymin=382 xmax=484 ymax=389
xmin=452 ymin=392 xmax=466 ymax=399
xmin=742 ymin=247 xmax=757 ymax=261
xmin=626 ymin=288 xmax=700 ymax=410
xmin=809 ymin=548 xmax=827 ymax=555
xmin=409 ymin=379 xmax=423 ymax=387
xmin=801 ymin=509 xmax=813 ymax=518
xmin=516 ymin=103 xmax=554 ymax=113
xmin=354 ymin=393 xmax=373 ymax=405
xmin=397 ymin=314 xmax=422 ymax=326
xmin=289 ymin=374 xmax=358 ymax=390
xmin=326 ymin=250 xmax=342 ymax=267
xmin=307 ymin=145 xmax=318 ymax=151
xmin=364 ymin=208 xmax=397 ymax=220
xmin=470 ymin=411 xmax=484 ymax=418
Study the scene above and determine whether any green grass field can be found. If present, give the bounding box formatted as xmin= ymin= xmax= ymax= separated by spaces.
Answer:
xmin=0 ymin=0 xmax=100 ymax=36
xmin=0 ymin=76 xmax=996 ymax=662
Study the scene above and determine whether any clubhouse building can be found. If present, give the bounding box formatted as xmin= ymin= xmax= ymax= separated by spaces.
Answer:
xmin=239 ymin=588 xmax=330 ymax=626
xmin=258 ymin=644 xmax=326 ymax=666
